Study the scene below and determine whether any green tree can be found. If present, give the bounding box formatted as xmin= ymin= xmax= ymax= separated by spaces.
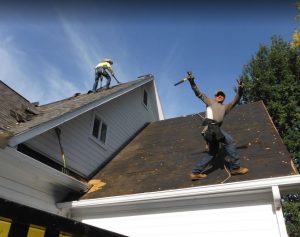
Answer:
xmin=240 ymin=36 xmax=300 ymax=170
xmin=282 ymin=194 xmax=300 ymax=236
xmin=239 ymin=36 xmax=300 ymax=236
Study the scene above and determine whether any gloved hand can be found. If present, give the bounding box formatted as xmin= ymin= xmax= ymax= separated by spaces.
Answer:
xmin=187 ymin=71 xmax=195 ymax=84
xmin=236 ymin=79 xmax=244 ymax=94
xmin=237 ymin=79 xmax=244 ymax=87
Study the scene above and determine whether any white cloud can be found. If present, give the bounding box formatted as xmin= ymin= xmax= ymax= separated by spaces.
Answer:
xmin=157 ymin=41 xmax=184 ymax=118
xmin=59 ymin=17 xmax=96 ymax=89
xmin=0 ymin=36 xmax=43 ymax=102
xmin=0 ymin=35 xmax=79 ymax=105
xmin=39 ymin=62 xmax=79 ymax=102
xmin=58 ymin=16 xmax=137 ymax=87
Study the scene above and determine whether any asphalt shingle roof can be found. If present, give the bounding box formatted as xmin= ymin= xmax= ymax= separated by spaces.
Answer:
xmin=81 ymin=101 xmax=296 ymax=199
xmin=0 ymin=77 xmax=151 ymax=136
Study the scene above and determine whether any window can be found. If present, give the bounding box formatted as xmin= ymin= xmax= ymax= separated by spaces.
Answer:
xmin=27 ymin=225 xmax=46 ymax=237
xmin=92 ymin=115 xmax=107 ymax=144
xmin=143 ymin=89 xmax=148 ymax=107
xmin=0 ymin=217 xmax=12 ymax=237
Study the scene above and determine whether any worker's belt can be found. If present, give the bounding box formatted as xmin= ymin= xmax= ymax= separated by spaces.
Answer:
xmin=202 ymin=118 xmax=225 ymax=143
xmin=95 ymin=67 xmax=104 ymax=73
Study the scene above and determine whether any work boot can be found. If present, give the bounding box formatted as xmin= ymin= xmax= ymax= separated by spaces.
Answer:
xmin=190 ymin=173 xmax=207 ymax=181
xmin=230 ymin=167 xmax=249 ymax=175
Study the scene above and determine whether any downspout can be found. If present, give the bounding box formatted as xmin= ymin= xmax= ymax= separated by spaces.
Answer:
xmin=272 ymin=186 xmax=288 ymax=237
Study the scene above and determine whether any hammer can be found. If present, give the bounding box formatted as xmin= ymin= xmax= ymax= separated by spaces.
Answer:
xmin=174 ymin=71 xmax=194 ymax=86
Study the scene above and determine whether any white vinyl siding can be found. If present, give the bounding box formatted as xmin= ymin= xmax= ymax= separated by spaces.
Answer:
xmin=0 ymin=147 xmax=88 ymax=215
xmin=24 ymin=83 xmax=158 ymax=178
xmin=83 ymin=204 xmax=279 ymax=237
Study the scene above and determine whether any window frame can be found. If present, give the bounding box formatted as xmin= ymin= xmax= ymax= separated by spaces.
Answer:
xmin=90 ymin=113 xmax=108 ymax=148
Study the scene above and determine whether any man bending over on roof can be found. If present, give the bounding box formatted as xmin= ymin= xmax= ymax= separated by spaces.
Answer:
xmin=93 ymin=58 xmax=116 ymax=91
xmin=187 ymin=74 xmax=249 ymax=181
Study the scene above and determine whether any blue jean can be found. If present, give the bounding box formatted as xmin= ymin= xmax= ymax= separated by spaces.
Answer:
xmin=93 ymin=68 xmax=111 ymax=91
xmin=192 ymin=129 xmax=240 ymax=173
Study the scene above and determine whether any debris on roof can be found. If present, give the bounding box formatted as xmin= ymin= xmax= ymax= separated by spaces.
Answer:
xmin=87 ymin=179 xmax=106 ymax=194
xmin=0 ymin=81 xmax=40 ymax=126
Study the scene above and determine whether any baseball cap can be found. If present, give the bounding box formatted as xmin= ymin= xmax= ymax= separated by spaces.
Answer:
xmin=215 ymin=90 xmax=226 ymax=97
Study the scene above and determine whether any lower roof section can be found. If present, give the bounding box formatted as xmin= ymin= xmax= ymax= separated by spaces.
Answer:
xmin=59 ymin=175 xmax=300 ymax=213
xmin=81 ymin=101 xmax=296 ymax=199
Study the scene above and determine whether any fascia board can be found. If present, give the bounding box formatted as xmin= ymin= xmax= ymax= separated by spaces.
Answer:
xmin=8 ymin=78 xmax=153 ymax=147
xmin=58 ymin=175 xmax=300 ymax=210
xmin=1 ymin=146 xmax=89 ymax=192
xmin=0 ymin=147 xmax=89 ymax=215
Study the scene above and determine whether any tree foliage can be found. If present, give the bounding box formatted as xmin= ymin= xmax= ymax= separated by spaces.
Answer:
xmin=239 ymin=36 xmax=300 ymax=236
xmin=282 ymin=194 xmax=300 ymax=236
xmin=239 ymin=36 xmax=300 ymax=170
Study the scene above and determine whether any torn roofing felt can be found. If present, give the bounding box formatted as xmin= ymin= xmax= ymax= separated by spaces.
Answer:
xmin=0 ymin=81 xmax=40 ymax=147
xmin=82 ymin=101 xmax=296 ymax=199
xmin=0 ymin=77 xmax=152 ymax=146
xmin=0 ymin=81 xmax=39 ymax=128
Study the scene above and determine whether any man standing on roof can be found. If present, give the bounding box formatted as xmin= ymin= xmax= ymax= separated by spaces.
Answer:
xmin=187 ymin=74 xmax=249 ymax=181
xmin=93 ymin=58 xmax=116 ymax=91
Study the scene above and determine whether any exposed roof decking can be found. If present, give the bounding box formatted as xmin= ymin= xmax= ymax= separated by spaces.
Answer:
xmin=82 ymin=101 xmax=295 ymax=199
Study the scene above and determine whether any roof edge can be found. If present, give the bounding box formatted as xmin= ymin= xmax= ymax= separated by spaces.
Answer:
xmin=58 ymin=175 xmax=300 ymax=210
xmin=0 ymin=80 xmax=31 ymax=103
xmin=0 ymin=146 xmax=89 ymax=214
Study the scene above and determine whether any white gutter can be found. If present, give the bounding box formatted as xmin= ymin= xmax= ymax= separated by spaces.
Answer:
xmin=58 ymin=175 xmax=300 ymax=210
xmin=8 ymin=77 xmax=153 ymax=147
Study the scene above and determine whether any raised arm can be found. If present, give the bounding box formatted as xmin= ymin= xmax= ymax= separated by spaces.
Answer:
xmin=187 ymin=75 xmax=213 ymax=106
xmin=225 ymin=80 xmax=244 ymax=113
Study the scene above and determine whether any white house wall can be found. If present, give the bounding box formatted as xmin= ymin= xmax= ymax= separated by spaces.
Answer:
xmin=24 ymin=83 xmax=158 ymax=178
xmin=73 ymin=191 xmax=280 ymax=237
xmin=58 ymin=177 xmax=300 ymax=237
xmin=82 ymin=204 xmax=279 ymax=237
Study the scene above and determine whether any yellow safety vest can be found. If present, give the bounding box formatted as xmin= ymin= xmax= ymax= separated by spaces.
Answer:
xmin=95 ymin=61 xmax=113 ymax=72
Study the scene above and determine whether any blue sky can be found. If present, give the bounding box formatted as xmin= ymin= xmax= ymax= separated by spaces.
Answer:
xmin=0 ymin=0 xmax=298 ymax=119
